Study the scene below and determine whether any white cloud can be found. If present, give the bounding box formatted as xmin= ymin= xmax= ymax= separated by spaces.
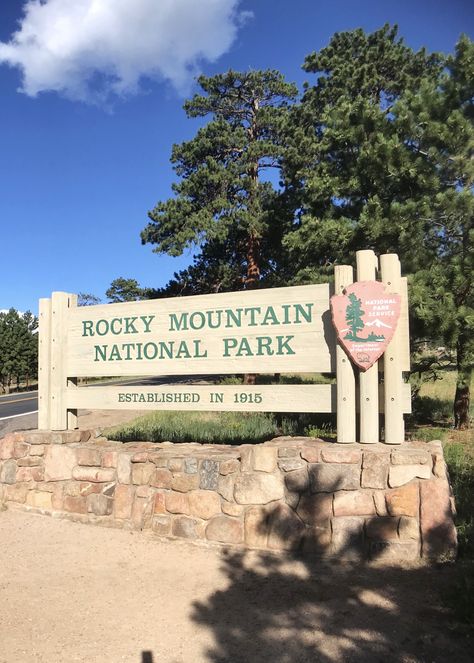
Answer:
xmin=0 ymin=0 xmax=249 ymax=103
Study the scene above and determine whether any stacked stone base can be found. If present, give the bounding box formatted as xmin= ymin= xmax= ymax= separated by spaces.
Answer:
xmin=0 ymin=430 xmax=457 ymax=563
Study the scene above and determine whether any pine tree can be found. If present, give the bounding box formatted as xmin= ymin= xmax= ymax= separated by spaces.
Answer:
xmin=0 ymin=309 xmax=38 ymax=392
xmin=106 ymin=278 xmax=146 ymax=302
xmin=398 ymin=35 xmax=474 ymax=428
xmin=142 ymin=70 xmax=297 ymax=290
xmin=345 ymin=293 xmax=365 ymax=340
xmin=282 ymin=24 xmax=442 ymax=281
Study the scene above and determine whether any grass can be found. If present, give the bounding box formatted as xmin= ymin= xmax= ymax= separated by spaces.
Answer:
xmin=218 ymin=373 xmax=335 ymax=385
xmin=105 ymin=411 xmax=302 ymax=445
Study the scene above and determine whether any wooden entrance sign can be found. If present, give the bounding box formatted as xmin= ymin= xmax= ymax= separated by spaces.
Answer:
xmin=38 ymin=250 xmax=410 ymax=443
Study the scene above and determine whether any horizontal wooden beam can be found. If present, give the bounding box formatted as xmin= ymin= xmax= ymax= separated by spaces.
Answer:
xmin=66 ymin=383 xmax=411 ymax=414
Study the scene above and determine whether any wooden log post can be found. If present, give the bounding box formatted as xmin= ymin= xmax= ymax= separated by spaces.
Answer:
xmin=356 ymin=250 xmax=379 ymax=444
xmin=335 ymin=265 xmax=356 ymax=443
xmin=380 ymin=254 xmax=404 ymax=444
xmin=67 ymin=293 xmax=78 ymax=430
xmin=38 ymin=298 xmax=51 ymax=430
xmin=50 ymin=292 xmax=76 ymax=430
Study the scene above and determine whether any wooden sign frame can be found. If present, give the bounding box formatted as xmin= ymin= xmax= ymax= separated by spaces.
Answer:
xmin=38 ymin=250 xmax=410 ymax=444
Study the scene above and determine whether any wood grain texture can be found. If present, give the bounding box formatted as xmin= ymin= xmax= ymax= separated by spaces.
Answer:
xmin=65 ymin=383 xmax=411 ymax=414
xmin=334 ymin=265 xmax=356 ymax=443
xmin=380 ymin=254 xmax=405 ymax=444
xmin=356 ymin=250 xmax=379 ymax=443
xmin=38 ymin=298 xmax=51 ymax=430
xmin=65 ymin=284 xmax=335 ymax=377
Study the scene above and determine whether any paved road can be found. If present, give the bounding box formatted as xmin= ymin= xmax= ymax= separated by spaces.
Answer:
xmin=0 ymin=391 xmax=38 ymax=421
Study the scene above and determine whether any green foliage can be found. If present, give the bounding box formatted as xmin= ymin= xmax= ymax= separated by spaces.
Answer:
xmin=104 ymin=410 xmax=339 ymax=444
xmin=0 ymin=308 xmax=38 ymax=392
xmin=106 ymin=411 xmax=282 ymax=444
xmin=410 ymin=397 xmax=453 ymax=426
xmin=409 ymin=426 xmax=449 ymax=442
xmin=445 ymin=442 xmax=474 ymax=557
xmin=106 ymin=277 xmax=146 ymax=302
xmin=142 ymin=69 xmax=297 ymax=292
xmin=282 ymin=26 xmax=473 ymax=426
xmin=77 ymin=293 xmax=101 ymax=306
xmin=442 ymin=439 xmax=474 ymax=627
xmin=282 ymin=24 xmax=443 ymax=281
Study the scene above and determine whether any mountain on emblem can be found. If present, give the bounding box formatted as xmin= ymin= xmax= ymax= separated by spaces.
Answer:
xmin=330 ymin=281 xmax=401 ymax=370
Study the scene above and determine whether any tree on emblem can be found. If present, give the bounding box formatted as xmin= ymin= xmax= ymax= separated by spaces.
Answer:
xmin=345 ymin=293 xmax=365 ymax=341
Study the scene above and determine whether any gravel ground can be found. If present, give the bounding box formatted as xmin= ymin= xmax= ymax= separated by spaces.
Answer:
xmin=0 ymin=509 xmax=470 ymax=663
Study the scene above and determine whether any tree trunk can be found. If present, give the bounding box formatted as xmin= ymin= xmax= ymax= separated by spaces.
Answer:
xmin=454 ymin=330 xmax=472 ymax=429
xmin=243 ymin=233 xmax=260 ymax=385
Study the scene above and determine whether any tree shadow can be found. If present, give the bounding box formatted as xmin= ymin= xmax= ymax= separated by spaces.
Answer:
xmin=191 ymin=479 xmax=467 ymax=663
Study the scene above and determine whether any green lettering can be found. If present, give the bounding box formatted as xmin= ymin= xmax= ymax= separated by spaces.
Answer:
xmin=169 ymin=312 xmax=188 ymax=331
xmin=158 ymin=342 xmax=174 ymax=359
xmin=207 ymin=310 xmax=223 ymax=329
xmin=109 ymin=344 xmax=122 ymax=361
xmin=193 ymin=339 xmax=208 ymax=358
xmin=236 ymin=337 xmax=253 ymax=356
xmin=176 ymin=341 xmax=191 ymax=359
xmin=110 ymin=318 xmax=122 ymax=335
xmin=140 ymin=315 xmax=154 ymax=333
xmin=223 ymin=337 xmax=238 ymax=356
xmin=143 ymin=342 xmax=158 ymax=360
xmin=294 ymin=303 xmax=313 ymax=324
xmin=82 ymin=320 xmax=94 ymax=337
xmin=224 ymin=308 xmax=242 ymax=328
xmin=122 ymin=343 xmax=135 ymax=360
xmin=261 ymin=306 xmax=279 ymax=326
xmin=94 ymin=345 xmax=107 ymax=361
xmin=96 ymin=319 xmax=109 ymax=336
xmin=257 ymin=336 xmax=274 ymax=355
xmin=189 ymin=311 xmax=206 ymax=330
xmin=277 ymin=335 xmax=295 ymax=355
xmin=281 ymin=304 xmax=291 ymax=325
xmin=124 ymin=317 xmax=138 ymax=334
xmin=244 ymin=307 xmax=261 ymax=326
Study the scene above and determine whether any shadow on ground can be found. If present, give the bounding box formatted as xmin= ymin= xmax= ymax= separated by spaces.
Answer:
xmin=188 ymin=483 xmax=468 ymax=663
xmin=190 ymin=550 xmax=469 ymax=663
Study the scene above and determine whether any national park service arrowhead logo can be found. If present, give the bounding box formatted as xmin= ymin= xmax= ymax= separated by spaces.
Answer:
xmin=330 ymin=281 xmax=401 ymax=371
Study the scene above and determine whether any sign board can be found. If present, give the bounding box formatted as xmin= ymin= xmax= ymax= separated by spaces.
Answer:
xmin=66 ymin=284 xmax=335 ymax=377
xmin=38 ymin=250 xmax=411 ymax=445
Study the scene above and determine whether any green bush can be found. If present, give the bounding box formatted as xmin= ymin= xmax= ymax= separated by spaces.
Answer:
xmin=411 ymin=395 xmax=453 ymax=424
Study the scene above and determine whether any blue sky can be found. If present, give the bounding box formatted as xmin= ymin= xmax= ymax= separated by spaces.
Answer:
xmin=0 ymin=0 xmax=472 ymax=314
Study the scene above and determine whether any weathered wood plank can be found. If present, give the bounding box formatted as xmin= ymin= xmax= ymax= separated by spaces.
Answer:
xmin=334 ymin=265 xmax=356 ymax=443
xmin=356 ymin=250 xmax=379 ymax=443
xmin=65 ymin=284 xmax=335 ymax=377
xmin=380 ymin=254 xmax=405 ymax=444
xmin=65 ymin=383 xmax=411 ymax=414
xmin=38 ymin=298 xmax=51 ymax=430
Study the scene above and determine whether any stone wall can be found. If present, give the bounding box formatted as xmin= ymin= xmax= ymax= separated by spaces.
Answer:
xmin=0 ymin=430 xmax=457 ymax=563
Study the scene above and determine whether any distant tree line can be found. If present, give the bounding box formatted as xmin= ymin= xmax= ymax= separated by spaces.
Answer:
xmin=104 ymin=25 xmax=472 ymax=428
xmin=0 ymin=309 xmax=38 ymax=393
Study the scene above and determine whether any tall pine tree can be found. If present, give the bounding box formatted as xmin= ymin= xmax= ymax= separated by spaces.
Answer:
xmin=399 ymin=35 xmax=474 ymax=428
xmin=282 ymin=24 xmax=442 ymax=281
xmin=142 ymin=70 xmax=297 ymax=291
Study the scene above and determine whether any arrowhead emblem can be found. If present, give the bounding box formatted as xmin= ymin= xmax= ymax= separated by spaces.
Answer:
xmin=330 ymin=281 xmax=401 ymax=371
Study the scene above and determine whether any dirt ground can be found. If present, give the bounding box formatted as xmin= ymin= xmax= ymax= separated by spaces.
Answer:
xmin=0 ymin=410 xmax=471 ymax=662
xmin=0 ymin=509 xmax=470 ymax=663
